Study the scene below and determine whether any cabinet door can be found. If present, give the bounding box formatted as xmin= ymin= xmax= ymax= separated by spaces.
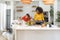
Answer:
xmin=6 ymin=9 xmax=11 ymax=28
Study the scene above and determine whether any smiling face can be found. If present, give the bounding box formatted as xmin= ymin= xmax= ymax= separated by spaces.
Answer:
xmin=36 ymin=10 xmax=40 ymax=14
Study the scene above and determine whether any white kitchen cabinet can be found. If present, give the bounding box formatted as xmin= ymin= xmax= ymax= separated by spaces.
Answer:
xmin=12 ymin=25 xmax=60 ymax=40
xmin=15 ymin=30 xmax=60 ymax=40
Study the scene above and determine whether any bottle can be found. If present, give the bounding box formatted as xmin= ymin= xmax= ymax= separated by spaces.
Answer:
xmin=49 ymin=24 xmax=52 ymax=27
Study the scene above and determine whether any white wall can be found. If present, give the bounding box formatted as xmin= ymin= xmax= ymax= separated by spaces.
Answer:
xmin=57 ymin=0 xmax=60 ymax=11
xmin=54 ymin=0 xmax=58 ymax=25
xmin=3 ymin=0 xmax=50 ymax=21
xmin=0 ymin=0 xmax=57 ymax=25
xmin=14 ymin=1 xmax=39 ymax=19
xmin=4 ymin=0 xmax=50 ymax=11
xmin=39 ymin=0 xmax=50 ymax=11
xmin=13 ymin=0 xmax=50 ymax=19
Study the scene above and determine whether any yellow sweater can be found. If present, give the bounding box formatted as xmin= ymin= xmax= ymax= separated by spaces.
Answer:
xmin=34 ymin=12 xmax=44 ymax=21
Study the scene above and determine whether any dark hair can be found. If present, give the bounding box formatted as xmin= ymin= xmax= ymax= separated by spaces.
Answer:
xmin=26 ymin=14 xmax=30 ymax=18
xmin=36 ymin=7 xmax=43 ymax=13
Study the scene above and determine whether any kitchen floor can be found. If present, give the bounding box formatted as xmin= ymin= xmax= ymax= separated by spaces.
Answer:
xmin=0 ymin=34 xmax=7 ymax=40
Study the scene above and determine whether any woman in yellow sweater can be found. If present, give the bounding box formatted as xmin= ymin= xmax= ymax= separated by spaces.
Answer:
xmin=34 ymin=7 xmax=44 ymax=25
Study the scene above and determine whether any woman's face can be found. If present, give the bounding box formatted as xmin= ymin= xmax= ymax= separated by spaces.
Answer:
xmin=36 ymin=10 xmax=40 ymax=14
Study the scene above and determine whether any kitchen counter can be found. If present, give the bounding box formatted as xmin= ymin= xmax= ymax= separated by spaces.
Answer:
xmin=12 ymin=25 xmax=60 ymax=40
xmin=12 ymin=25 xmax=60 ymax=30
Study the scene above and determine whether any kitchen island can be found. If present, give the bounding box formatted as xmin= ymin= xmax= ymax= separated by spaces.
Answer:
xmin=12 ymin=25 xmax=60 ymax=40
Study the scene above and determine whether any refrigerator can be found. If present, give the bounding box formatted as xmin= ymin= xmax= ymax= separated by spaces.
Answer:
xmin=0 ymin=3 xmax=7 ymax=31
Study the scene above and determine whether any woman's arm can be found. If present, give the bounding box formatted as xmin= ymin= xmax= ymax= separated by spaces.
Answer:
xmin=34 ymin=13 xmax=37 ymax=21
xmin=42 ymin=14 xmax=44 ymax=21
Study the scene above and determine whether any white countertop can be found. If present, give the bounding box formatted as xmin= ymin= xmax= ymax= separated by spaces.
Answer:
xmin=12 ymin=25 xmax=60 ymax=30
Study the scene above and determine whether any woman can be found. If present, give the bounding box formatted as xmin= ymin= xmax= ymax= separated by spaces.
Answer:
xmin=22 ymin=14 xmax=31 ymax=22
xmin=34 ymin=7 xmax=44 ymax=25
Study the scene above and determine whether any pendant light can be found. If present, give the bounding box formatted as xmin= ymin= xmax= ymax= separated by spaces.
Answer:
xmin=43 ymin=0 xmax=54 ymax=5
xmin=21 ymin=0 xmax=32 ymax=4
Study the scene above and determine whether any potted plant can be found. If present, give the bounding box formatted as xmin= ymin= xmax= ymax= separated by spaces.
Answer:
xmin=50 ymin=5 xmax=54 ymax=25
xmin=56 ymin=11 xmax=60 ymax=27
